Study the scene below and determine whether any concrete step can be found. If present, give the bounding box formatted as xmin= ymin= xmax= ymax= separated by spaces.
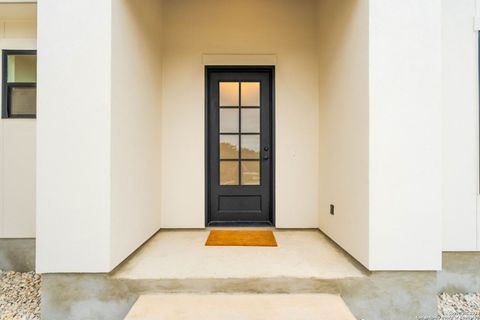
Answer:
xmin=124 ymin=293 xmax=357 ymax=320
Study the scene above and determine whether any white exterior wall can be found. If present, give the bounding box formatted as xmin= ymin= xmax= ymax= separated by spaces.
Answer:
xmin=442 ymin=0 xmax=479 ymax=251
xmin=160 ymin=0 xmax=320 ymax=228
xmin=37 ymin=0 xmax=164 ymax=272
xmin=36 ymin=0 xmax=112 ymax=272
xmin=317 ymin=0 xmax=370 ymax=268
xmin=110 ymin=0 xmax=163 ymax=268
xmin=369 ymin=0 xmax=443 ymax=270
xmin=0 ymin=5 xmax=36 ymax=238
xmin=318 ymin=0 xmax=444 ymax=270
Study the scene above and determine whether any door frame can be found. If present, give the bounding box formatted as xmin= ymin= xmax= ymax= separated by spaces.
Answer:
xmin=205 ymin=66 xmax=276 ymax=227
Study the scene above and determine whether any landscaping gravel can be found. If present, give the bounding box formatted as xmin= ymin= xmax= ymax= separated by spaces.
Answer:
xmin=0 ymin=271 xmax=40 ymax=320
xmin=439 ymin=293 xmax=480 ymax=319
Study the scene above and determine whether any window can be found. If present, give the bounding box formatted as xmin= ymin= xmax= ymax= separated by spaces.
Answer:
xmin=2 ymin=50 xmax=37 ymax=118
xmin=219 ymin=81 xmax=261 ymax=186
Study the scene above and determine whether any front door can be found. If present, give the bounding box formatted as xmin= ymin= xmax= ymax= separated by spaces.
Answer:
xmin=206 ymin=67 xmax=274 ymax=226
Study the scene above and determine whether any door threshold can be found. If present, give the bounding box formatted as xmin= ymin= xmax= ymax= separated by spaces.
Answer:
xmin=207 ymin=221 xmax=274 ymax=227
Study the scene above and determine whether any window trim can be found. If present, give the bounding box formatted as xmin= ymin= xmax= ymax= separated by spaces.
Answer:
xmin=2 ymin=49 xmax=37 ymax=119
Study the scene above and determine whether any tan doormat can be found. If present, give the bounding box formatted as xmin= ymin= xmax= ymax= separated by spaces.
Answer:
xmin=205 ymin=230 xmax=278 ymax=247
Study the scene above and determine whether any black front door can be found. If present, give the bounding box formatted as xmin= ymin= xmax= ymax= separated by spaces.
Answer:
xmin=206 ymin=67 xmax=274 ymax=226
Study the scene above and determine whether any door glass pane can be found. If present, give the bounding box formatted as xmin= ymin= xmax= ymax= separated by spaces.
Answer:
xmin=220 ymin=108 xmax=239 ymax=133
xmin=220 ymin=135 xmax=239 ymax=159
xmin=241 ymin=161 xmax=260 ymax=185
xmin=241 ymin=135 xmax=260 ymax=159
xmin=241 ymin=109 xmax=260 ymax=133
xmin=241 ymin=82 xmax=260 ymax=106
xmin=220 ymin=161 xmax=239 ymax=185
xmin=10 ymin=87 xmax=36 ymax=115
xmin=220 ymin=82 xmax=239 ymax=106
xmin=7 ymin=55 xmax=37 ymax=83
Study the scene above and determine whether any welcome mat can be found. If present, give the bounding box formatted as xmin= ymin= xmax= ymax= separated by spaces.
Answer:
xmin=205 ymin=230 xmax=277 ymax=247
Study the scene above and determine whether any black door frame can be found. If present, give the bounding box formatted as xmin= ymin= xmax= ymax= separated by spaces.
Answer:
xmin=205 ymin=66 xmax=275 ymax=227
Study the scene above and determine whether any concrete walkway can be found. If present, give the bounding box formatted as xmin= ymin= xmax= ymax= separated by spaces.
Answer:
xmin=124 ymin=294 xmax=357 ymax=320
xmin=113 ymin=230 xmax=365 ymax=280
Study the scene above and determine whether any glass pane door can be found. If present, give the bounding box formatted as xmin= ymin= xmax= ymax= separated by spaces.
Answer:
xmin=219 ymin=81 xmax=261 ymax=186
xmin=207 ymin=67 xmax=273 ymax=226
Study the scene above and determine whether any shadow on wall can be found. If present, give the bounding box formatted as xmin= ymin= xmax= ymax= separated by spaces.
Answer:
xmin=317 ymin=0 xmax=359 ymax=83
xmin=317 ymin=0 xmax=370 ymax=268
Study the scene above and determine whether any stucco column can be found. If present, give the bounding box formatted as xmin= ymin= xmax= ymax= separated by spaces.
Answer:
xmin=368 ymin=0 xmax=443 ymax=270
xmin=36 ymin=0 xmax=112 ymax=272
xmin=37 ymin=0 xmax=163 ymax=273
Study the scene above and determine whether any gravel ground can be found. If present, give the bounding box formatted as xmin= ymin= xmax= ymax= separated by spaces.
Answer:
xmin=0 ymin=271 xmax=40 ymax=320
xmin=439 ymin=293 xmax=480 ymax=319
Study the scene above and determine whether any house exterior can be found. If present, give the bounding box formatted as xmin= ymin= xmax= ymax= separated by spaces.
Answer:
xmin=0 ymin=0 xmax=478 ymax=276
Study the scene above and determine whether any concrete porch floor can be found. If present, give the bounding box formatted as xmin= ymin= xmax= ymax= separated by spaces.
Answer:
xmin=112 ymin=229 xmax=366 ymax=280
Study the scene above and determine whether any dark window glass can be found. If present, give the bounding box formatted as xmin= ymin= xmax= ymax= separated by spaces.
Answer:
xmin=10 ymin=87 xmax=36 ymax=116
xmin=2 ymin=50 xmax=37 ymax=118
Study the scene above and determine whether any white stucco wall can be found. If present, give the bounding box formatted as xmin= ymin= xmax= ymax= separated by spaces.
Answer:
xmin=37 ymin=0 xmax=165 ymax=272
xmin=160 ymin=0 xmax=320 ymax=228
xmin=0 ymin=5 xmax=36 ymax=238
xmin=36 ymin=0 xmax=112 ymax=272
xmin=442 ymin=0 xmax=478 ymax=251
xmin=110 ymin=0 xmax=163 ymax=268
xmin=369 ymin=0 xmax=443 ymax=270
xmin=317 ymin=0 xmax=370 ymax=268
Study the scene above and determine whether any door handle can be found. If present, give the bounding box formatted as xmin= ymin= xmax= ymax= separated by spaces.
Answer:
xmin=263 ymin=146 xmax=270 ymax=160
